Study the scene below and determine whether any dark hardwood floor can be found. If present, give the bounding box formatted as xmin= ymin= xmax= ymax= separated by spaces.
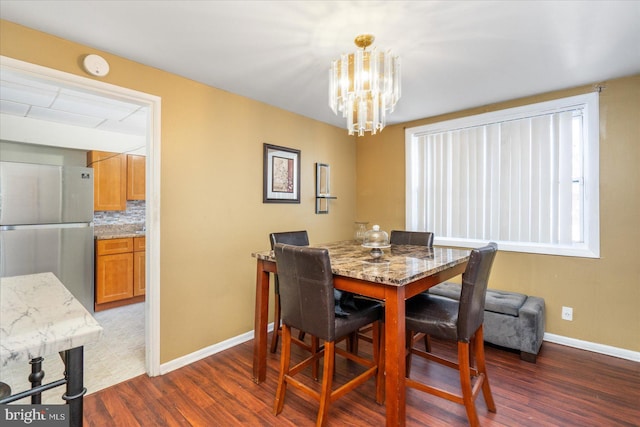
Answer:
xmin=83 ymin=334 xmax=640 ymax=426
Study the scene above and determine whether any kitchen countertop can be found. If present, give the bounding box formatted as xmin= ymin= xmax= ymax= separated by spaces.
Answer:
xmin=0 ymin=272 xmax=103 ymax=367
xmin=94 ymin=223 xmax=145 ymax=240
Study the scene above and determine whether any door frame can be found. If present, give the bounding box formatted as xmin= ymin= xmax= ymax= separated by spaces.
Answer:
xmin=0 ymin=55 xmax=162 ymax=376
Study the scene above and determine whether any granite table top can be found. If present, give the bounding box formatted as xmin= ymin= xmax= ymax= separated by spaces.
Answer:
xmin=252 ymin=240 xmax=470 ymax=286
xmin=0 ymin=273 xmax=103 ymax=367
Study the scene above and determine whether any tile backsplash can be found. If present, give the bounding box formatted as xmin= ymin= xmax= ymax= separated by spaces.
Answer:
xmin=93 ymin=200 xmax=146 ymax=226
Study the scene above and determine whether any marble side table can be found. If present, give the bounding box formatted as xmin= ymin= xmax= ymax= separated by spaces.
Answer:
xmin=0 ymin=273 xmax=103 ymax=427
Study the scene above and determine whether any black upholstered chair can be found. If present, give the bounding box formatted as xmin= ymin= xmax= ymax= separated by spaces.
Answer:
xmin=391 ymin=230 xmax=435 ymax=350
xmin=269 ymin=231 xmax=309 ymax=353
xmin=405 ymin=242 xmax=498 ymax=427
xmin=273 ymin=243 xmax=384 ymax=426
xmin=389 ymin=230 xmax=434 ymax=247
xmin=354 ymin=230 xmax=435 ymax=355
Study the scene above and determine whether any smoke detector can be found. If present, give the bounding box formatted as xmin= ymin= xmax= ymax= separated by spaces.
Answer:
xmin=83 ymin=54 xmax=110 ymax=77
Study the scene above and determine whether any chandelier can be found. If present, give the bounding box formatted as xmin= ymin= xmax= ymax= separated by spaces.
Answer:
xmin=329 ymin=34 xmax=401 ymax=136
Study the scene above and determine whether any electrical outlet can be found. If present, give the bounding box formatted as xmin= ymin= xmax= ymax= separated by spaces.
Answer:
xmin=561 ymin=306 xmax=573 ymax=321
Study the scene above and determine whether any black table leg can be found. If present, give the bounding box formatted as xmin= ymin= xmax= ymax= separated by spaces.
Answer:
xmin=29 ymin=356 xmax=44 ymax=404
xmin=61 ymin=346 xmax=86 ymax=427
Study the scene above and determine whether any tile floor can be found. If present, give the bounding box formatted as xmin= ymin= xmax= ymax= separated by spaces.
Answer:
xmin=0 ymin=302 xmax=145 ymax=404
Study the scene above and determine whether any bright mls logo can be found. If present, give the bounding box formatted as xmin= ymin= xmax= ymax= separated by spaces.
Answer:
xmin=2 ymin=405 xmax=69 ymax=426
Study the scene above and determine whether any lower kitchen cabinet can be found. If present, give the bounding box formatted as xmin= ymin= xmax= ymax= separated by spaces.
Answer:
xmin=95 ymin=236 xmax=145 ymax=311
xmin=133 ymin=236 xmax=146 ymax=296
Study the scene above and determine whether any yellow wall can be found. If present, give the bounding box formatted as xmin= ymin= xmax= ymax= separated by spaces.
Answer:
xmin=0 ymin=21 xmax=357 ymax=362
xmin=2 ymin=19 xmax=638 ymax=358
xmin=357 ymin=75 xmax=640 ymax=352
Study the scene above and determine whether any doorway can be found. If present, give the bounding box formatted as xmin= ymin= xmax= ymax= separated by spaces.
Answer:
xmin=0 ymin=56 xmax=161 ymax=381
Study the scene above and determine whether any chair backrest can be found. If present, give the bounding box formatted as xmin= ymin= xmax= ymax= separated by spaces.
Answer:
xmin=457 ymin=242 xmax=498 ymax=341
xmin=270 ymin=231 xmax=309 ymax=249
xmin=273 ymin=243 xmax=335 ymax=342
xmin=389 ymin=230 xmax=434 ymax=247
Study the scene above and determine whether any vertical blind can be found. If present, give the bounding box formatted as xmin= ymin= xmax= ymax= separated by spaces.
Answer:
xmin=407 ymin=110 xmax=582 ymax=246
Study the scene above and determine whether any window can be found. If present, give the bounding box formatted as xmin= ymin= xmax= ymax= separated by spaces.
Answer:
xmin=405 ymin=92 xmax=599 ymax=258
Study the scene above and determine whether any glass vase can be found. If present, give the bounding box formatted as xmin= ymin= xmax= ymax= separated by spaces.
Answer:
xmin=354 ymin=221 xmax=369 ymax=242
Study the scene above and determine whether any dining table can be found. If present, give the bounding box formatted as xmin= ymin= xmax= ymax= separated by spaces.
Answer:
xmin=251 ymin=240 xmax=470 ymax=427
xmin=0 ymin=272 xmax=103 ymax=427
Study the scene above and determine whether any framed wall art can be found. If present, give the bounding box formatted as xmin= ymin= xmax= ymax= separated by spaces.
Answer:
xmin=315 ymin=162 xmax=337 ymax=214
xmin=263 ymin=143 xmax=300 ymax=203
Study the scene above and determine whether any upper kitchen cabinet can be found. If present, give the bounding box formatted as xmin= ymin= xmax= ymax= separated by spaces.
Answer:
xmin=87 ymin=150 xmax=126 ymax=211
xmin=127 ymin=154 xmax=146 ymax=200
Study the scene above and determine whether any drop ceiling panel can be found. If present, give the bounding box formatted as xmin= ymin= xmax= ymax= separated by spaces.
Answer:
xmin=0 ymin=80 xmax=58 ymax=108
xmin=0 ymin=70 xmax=148 ymax=136
xmin=0 ymin=99 xmax=30 ymax=116
xmin=53 ymin=90 xmax=141 ymax=121
xmin=28 ymin=105 xmax=105 ymax=128
xmin=99 ymin=111 xmax=147 ymax=136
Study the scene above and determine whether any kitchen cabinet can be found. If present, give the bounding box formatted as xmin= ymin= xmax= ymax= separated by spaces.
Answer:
xmin=127 ymin=154 xmax=146 ymax=200
xmin=95 ymin=238 xmax=133 ymax=304
xmin=133 ymin=236 xmax=146 ymax=296
xmin=95 ymin=236 xmax=145 ymax=311
xmin=87 ymin=150 xmax=127 ymax=211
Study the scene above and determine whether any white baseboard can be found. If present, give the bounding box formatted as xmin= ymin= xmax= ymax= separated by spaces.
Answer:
xmin=544 ymin=333 xmax=640 ymax=362
xmin=159 ymin=326 xmax=638 ymax=375
xmin=159 ymin=323 xmax=275 ymax=375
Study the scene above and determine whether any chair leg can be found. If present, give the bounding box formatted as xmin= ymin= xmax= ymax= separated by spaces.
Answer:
xmin=405 ymin=329 xmax=414 ymax=377
xmin=355 ymin=325 xmax=375 ymax=356
xmin=458 ymin=341 xmax=480 ymax=427
xmin=474 ymin=326 xmax=496 ymax=412
xmin=374 ymin=321 xmax=385 ymax=404
xmin=311 ymin=336 xmax=321 ymax=381
xmin=274 ymin=324 xmax=292 ymax=415
xmin=423 ymin=334 xmax=432 ymax=352
xmin=270 ymin=292 xmax=281 ymax=353
xmin=409 ymin=332 xmax=432 ymax=353
xmin=347 ymin=331 xmax=359 ymax=354
xmin=316 ymin=341 xmax=335 ymax=427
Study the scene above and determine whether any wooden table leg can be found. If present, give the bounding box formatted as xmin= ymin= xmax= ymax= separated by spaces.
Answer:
xmin=384 ymin=286 xmax=406 ymax=427
xmin=253 ymin=259 xmax=271 ymax=383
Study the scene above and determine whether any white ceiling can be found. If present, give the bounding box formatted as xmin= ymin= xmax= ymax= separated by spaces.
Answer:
xmin=1 ymin=1 xmax=639 ymax=135
xmin=1 ymin=68 xmax=148 ymax=136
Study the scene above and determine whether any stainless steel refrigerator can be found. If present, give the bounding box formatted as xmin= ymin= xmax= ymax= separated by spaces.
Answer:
xmin=0 ymin=161 xmax=95 ymax=312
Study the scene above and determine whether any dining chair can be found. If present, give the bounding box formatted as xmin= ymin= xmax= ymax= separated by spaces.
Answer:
xmin=269 ymin=231 xmax=310 ymax=353
xmin=404 ymin=242 xmax=498 ymax=427
xmin=389 ymin=230 xmax=435 ymax=352
xmin=354 ymin=230 xmax=435 ymax=354
xmin=389 ymin=230 xmax=434 ymax=247
xmin=273 ymin=243 xmax=384 ymax=426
